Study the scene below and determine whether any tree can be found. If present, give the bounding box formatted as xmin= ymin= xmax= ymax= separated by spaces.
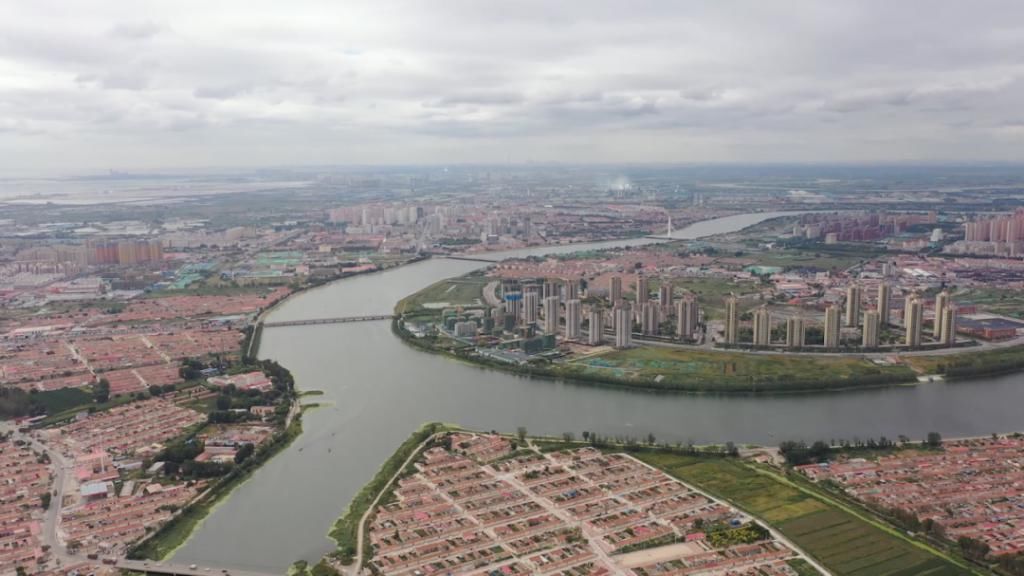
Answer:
xmin=582 ymin=431 xmax=590 ymax=442
xmin=234 ymin=443 xmax=255 ymax=464
xmin=926 ymin=431 xmax=943 ymax=448
xmin=647 ymin=433 xmax=656 ymax=446
xmin=39 ymin=492 xmax=51 ymax=510
xmin=93 ymin=379 xmax=111 ymax=403
xmin=516 ymin=427 xmax=527 ymax=444
xmin=958 ymin=536 xmax=990 ymax=561
xmin=216 ymin=395 xmax=232 ymax=411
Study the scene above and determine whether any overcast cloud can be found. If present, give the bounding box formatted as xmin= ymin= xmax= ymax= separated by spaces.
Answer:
xmin=2 ymin=0 xmax=1024 ymax=174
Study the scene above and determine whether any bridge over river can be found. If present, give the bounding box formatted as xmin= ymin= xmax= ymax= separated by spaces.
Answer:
xmin=261 ymin=314 xmax=394 ymax=328
xmin=116 ymin=559 xmax=279 ymax=576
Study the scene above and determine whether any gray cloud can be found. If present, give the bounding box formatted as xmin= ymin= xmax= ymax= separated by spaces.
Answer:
xmin=108 ymin=21 xmax=164 ymax=40
xmin=1 ymin=0 xmax=1024 ymax=173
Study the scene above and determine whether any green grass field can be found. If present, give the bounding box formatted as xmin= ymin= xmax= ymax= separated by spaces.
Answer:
xmin=747 ymin=249 xmax=873 ymax=272
xmin=396 ymin=276 xmax=489 ymax=315
xmin=636 ymin=453 xmax=973 ymax=576
xmin=906 ymin=344 xmax=1024 ymax=378
xmin=562 ymin=345 xmax=916 ymax=392
xmin=649 ymin=277 xmax=755 ymax=320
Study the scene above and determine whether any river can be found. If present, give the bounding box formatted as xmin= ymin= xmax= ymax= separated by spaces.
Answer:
xmin=171 ymin=212 xmax=1024 ymax=573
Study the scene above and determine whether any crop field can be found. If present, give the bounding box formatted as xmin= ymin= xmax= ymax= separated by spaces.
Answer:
xmin=635 ymin=453 xmax=971 ymax=576
xmin=563 ymin=346 xmax=916 ymax=392
xmin=960 ymin=287 xmax=1024 ymax=318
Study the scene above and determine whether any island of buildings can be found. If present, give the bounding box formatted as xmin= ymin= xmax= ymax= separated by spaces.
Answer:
xmin=397 ymin=209 xmax=1024 ymax=392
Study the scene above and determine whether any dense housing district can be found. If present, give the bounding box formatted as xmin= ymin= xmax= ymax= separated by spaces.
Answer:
xmin=799 ymin=436 xmax=1024 ymax=560
xmin=360 ymin=433 xmax=819 ymax=576
xmin=0 ymin=336 xmax=297 ymax=576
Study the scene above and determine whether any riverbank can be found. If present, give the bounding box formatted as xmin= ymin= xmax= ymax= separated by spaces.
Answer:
xmin=392 ymin=318 xmax=927 ymax=394
xmin=326 ymin=422 xmax=450 ymax=567
xmin=907 ymin=344 xmax=1024 ymax=380
xmin=128 ymin=401 xmax=311 ymax=561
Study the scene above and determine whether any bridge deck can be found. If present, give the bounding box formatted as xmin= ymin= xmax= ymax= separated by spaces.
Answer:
xmin=441 ymin=255 xmax=499 ymax=263
xmin=262 ymin=314 xmax=394 ymax=328
xmin=115 ymin=559 xmax=278 ymax=576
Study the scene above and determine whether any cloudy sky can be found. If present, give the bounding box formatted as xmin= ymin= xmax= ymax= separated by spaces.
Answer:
xmin=2 ymin=1 xmax=1024 ymax=174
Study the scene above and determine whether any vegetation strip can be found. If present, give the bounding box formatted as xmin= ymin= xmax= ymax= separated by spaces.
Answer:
xmin=327 ymin=422 xmax=448 ymax=566
xmin=635 ymin=452 xmax=977 ymax=576
xmin=126 ymin=406 xmax=308 ymax=560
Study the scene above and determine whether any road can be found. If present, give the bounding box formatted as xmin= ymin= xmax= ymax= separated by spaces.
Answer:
xmin=341 ymin=432 xmax=441 ymax=576
xmin=116 ymin=558 xmax=278 ymax=576
xmin=2 ymin=423 xmax=79 ymax=569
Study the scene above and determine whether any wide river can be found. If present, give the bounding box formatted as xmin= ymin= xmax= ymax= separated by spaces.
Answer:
xmin=172 ymin=212 xmax=1024 ymax=573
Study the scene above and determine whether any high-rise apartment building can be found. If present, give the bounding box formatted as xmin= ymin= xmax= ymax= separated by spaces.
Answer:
xmin=905 ymin=295 xmax=923 ymax=347
xmin=565 ymin=299 xmax=581 ymax=340
xmin=676 ymin=297 xmax=698 ymax=340
xmin=614 ymin=304 xmax=632 ymax=348
xmin=752 ymin=305 xmax=771 ymax=346
xmin=934 ymin=290 xmax=950 ymax=337
xmin=566 ymin=280 xmax=580 ymax=301
xmin=543 ymin=295 xmax=560 ymax=334
xmin=862 ymin=310 xmax=880 ymax=348
xmin=724 ymin=296 xmax=739 ymax=345
xmin=522 ymin=291 xmax=539 ymax=325
xmin=641 ymin=301 xmax=660 ymax=335
xmin=658 ymin=283 xmax=672 ymax=309
xmin=786 ymin=317 xmax=805 ymax=349
xmin=824 ymin=305 xmax=842 ymax=348
xmin=609 ymin=276 xmax=622 ymax=305
xmin=845 ymin=284 xmax=862 ymax=327
xmin=636 ymin=274 xmax=649 ymax=305
xmin=588 ymin=309 xmax=604 ymax=345
xmin=939 ymin=305 xmax=957 ymax=346
xmin=877 ymin=283 xmax=891 ymax=325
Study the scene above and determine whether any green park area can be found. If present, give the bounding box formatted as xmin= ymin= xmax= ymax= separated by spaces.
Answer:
xmin=637 ymin=452 xmax=975 ymax=576
xmin=906 ymin=344 xmax=1024 ymax=379
xmin=743 ymin=246 xmax=877 ymax=272
xmin=559 ymin=345 xmax=917 ymax=393
xmin=396 ymin=275 xmax=489 ymax=316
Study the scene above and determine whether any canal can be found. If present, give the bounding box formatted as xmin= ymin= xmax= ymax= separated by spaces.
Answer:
xmin=172 ymin=212 xmax=1024 ymax=572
